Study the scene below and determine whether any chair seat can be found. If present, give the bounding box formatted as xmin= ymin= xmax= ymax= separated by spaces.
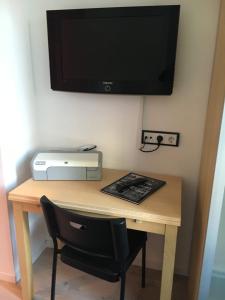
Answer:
xmin=61 ymin=229 xmax=147 ymax=282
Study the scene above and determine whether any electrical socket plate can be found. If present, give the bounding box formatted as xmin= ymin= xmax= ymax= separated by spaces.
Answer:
xmin=142 ymin=130 xmax=180 ymax=147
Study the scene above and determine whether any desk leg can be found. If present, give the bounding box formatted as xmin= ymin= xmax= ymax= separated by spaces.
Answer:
xmin=13 ymin=203 xmax=33 ymax=300
xmin=160 ymin=225 xmax=178 ymax=300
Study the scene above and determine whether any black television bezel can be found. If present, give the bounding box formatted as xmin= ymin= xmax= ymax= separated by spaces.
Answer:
xmin=47 ymin=5 xmax=180 ymax=95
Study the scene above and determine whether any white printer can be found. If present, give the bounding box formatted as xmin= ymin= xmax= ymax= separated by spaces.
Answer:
xmin=31 ymin=150 xmax=102 ymax=180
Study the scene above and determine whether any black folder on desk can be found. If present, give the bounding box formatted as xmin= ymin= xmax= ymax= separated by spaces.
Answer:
xmin=101 ymin=172 xmax=166 ymax=205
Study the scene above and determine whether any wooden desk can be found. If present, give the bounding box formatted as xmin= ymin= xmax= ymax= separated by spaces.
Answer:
xmin=8 ymin=168 xmax=181 ymax=300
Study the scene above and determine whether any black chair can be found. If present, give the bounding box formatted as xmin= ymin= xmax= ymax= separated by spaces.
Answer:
xmin=40 ymin=195 xmax=147 ymax=300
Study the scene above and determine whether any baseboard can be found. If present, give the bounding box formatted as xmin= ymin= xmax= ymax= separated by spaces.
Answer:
xmin=45 ymin=239 xmax=53 ymax=248
xmin=32 ymin=241 xmax=47 ymax=264
xmin=0 ymin=271 xmax=16 ymax=283
xmin=212 ymin=269 xmax=225 ymax=279
xmin=133 ymin=256 xmax=187 ymax=276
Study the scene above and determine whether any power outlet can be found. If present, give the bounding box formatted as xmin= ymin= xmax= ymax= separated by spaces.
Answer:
xmin=142 ymin=130 xmax=180 ymax=147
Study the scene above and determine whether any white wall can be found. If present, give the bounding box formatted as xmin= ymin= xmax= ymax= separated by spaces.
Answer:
xmin=0 ymin=0 xmax=48 ymax=280
xmin=28 ymin=0 xmax=220 ymax=274
xmin=0 ymin=0 xmax=36 ymax=185
xmin=214 ymin=191 xmax=225 ymax=274
xmin=209 ymin=106 xmax=225 ymax=276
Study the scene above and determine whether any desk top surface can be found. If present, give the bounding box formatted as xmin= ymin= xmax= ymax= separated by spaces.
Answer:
xmin=8 ymin=168 xmax=182 ymax=226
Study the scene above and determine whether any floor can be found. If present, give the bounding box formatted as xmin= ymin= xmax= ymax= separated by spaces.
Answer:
xmin=0 ymin=248 xmax=188 ymax=300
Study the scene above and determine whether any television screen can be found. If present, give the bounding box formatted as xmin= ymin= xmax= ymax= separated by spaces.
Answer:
xmin=47 ymin=6 xmax=180 ymax=95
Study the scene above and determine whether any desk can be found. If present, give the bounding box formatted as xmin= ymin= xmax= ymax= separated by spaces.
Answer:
xmin=8 ymin=168 xmax=181 ymax=300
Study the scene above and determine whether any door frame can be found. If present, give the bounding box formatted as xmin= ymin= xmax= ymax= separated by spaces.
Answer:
xmin=188 ymin=0 xmax=225 ymax=299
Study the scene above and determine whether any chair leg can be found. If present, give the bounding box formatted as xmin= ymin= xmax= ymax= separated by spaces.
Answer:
xmin=142 ymin=242 xmax=146 ymax=288
xmin=51 ymin=248 xmax=58 ymax=300
xmin=120 ymin=272 xmax=126 ymax=300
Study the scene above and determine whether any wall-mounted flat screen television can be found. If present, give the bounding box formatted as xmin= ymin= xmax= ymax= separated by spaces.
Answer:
xmin=47 ymin=6 xmax=180 ymax=95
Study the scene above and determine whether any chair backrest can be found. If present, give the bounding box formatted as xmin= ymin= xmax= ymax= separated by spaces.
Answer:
xmin=40 ymin=195 xmax=129 ymax=262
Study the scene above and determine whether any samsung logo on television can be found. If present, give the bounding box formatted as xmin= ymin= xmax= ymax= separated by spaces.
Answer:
xmin=102 ymin=81 xmax=113 ymax=85
xmin=102 ymin=81 xmax=113 ymax=92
